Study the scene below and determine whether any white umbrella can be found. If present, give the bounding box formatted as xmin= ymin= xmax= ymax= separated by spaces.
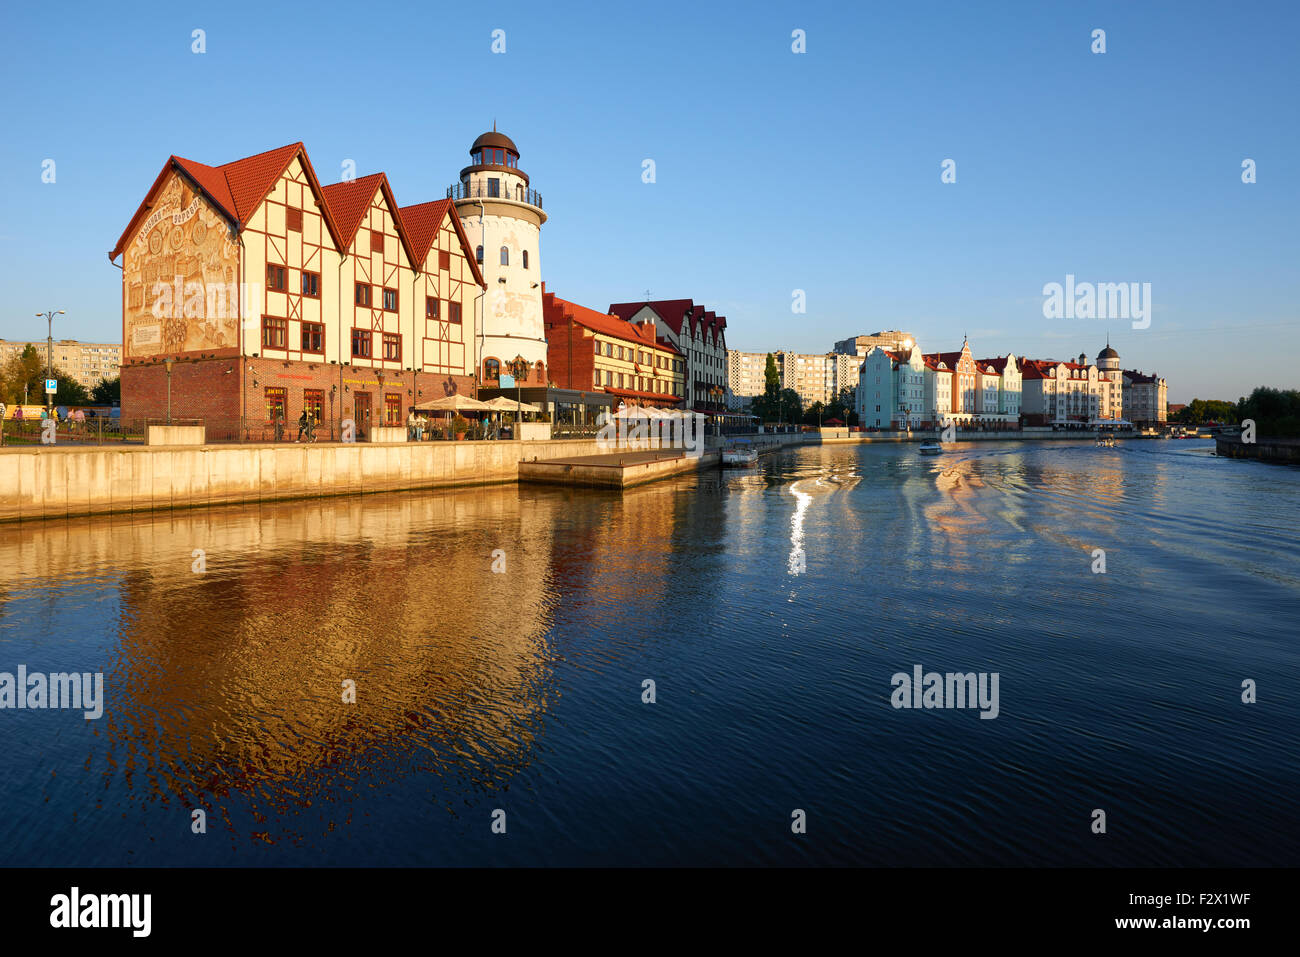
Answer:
xmin=482 ymin=396 xmax=543 ymax=413
xmin=414 ymin=394 xmax=493 ymax=412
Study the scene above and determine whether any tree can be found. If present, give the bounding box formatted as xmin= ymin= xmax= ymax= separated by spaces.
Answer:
xmin=1173 ymin=398 xmax=1238 ymax=426
xmin=91 ymin=376 xmax=121 ymax=405
xmin=752 ymin=387 xmax=802 ymax=424
xmin=54 ymin=374 xmax=90 ymax=406
xmin=1 ymin=344 xmax=44 ymax=404
xmin=763 ymin=354 xmax=780 ymax=395
xmin=1237 ymin=387 xmax=1300 ymax=437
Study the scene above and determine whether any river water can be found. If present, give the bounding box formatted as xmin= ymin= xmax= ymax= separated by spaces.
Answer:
xmin=1 ymin=439 xmax=1296 ymax=865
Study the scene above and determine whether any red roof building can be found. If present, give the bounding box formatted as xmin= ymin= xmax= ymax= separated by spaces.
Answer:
xmin=111 ymin=142 xmax=485 ymax=439
xmin=608 ymin=298 xmax=728 ymax=412
xmin=543 ymin=286 xmax=685 ymax=408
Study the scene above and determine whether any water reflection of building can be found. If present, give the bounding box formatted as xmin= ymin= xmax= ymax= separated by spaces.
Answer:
xmin=11 ymin=488 xmax=564 ymax=841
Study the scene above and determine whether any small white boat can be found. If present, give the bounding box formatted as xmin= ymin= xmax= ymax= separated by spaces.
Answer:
xmin=1096 ymin=436 xmax=1116 ymax=448
xmin=722 ymin=441 xmax=758 ymax=467
xmin=918 ymin=442 xmax=944 ymax=455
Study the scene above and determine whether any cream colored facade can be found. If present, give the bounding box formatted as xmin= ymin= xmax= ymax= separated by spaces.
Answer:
xmin=0 ymin=339 xmax=121 ymax=387
xmin=114 ymin=145 xmax=482 ymax=376
xmin=450 ymin=134 xmax=548 ymax=381
xmin=590 ymin=332 xmax=685 ymax=398
xmin=241 ymin=160 xmax=479 ymax=379
xmin=1123 ymin=371 xmax=1168 ymax=426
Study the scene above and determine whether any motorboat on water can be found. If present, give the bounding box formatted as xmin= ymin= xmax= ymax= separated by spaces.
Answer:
xmin=918 ymin=442 xmax=944 ymax=455
xmin=721 ymin=440 xmax=759 ymax=467
xmin=1096 ymin=435 xmax=1116 ymax=448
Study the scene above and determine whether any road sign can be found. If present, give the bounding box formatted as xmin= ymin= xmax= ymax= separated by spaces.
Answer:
xmin=44 ymin=379 xmax=57 ymax=394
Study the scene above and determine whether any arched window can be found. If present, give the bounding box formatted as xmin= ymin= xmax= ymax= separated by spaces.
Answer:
xmin=535 ymin=360 xmax=545 ymax=382
xmin=475 ymin=245 xmax=483 ymax=264
xmin=522 ymin=250 xmax=529 ymax=269
xmin=500 ymin=246 xmax=509 ymax=266
xmin=484 ymin=358 xmax=500 ymax=381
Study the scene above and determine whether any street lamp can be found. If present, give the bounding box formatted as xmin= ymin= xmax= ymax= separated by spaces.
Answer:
xmin=35 ymin=309 xmax=65 ymax=418
xmin=164 ymin=357 xmax=174 ymax=424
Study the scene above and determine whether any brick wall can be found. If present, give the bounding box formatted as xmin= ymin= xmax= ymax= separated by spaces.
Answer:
xmin=123 ymin=352 xmax=474 ymax=441
xmin=544 ymin=316 xmax=595 ymax=391
xmin=120 ymin=351 xmax=241 ymax=425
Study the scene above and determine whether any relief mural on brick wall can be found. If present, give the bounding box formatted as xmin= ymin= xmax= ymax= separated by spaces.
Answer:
xmin=124 ymin=172 xmax=240 ymax=358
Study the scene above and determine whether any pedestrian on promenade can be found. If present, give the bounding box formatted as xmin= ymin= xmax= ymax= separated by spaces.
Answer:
xmin=274 ymin=411 xmax=285 ymax=443
xmin=0 ymin=402 xmax=6 ymax=447
xmin=296 ymin=409 xmax=309 ymax=442
xmin=74 ymin=408 xmax=85 ymax=433
xmin=407 ymin=409 xmax=417 ymax=441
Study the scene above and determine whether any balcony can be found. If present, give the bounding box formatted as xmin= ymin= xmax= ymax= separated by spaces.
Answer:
xmin=446 ymin=182 xmax=543 ymax=210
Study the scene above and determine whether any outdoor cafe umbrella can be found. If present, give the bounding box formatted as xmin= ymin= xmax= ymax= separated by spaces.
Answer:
xmin=413 ymin=393 xmax=494 ymax=435
xmin=482 ymin=396 xmax=543 ymax=414
xmin=413 ymin=394 xmax=493 ymax=412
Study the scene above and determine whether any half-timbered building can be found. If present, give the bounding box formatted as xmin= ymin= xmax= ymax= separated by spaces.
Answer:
xmin=110 ymin=142 xmax=484 ymax=439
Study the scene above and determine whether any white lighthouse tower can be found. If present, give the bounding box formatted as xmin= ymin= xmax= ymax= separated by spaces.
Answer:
xmin=448 ymin=128 xmax=549 ymax=388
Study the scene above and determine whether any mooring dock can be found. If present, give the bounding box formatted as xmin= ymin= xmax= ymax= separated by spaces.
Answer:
xmin=518 ymin=449 xmax=720 ymax=489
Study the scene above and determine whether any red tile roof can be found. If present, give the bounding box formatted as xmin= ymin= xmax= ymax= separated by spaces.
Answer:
xmin=319 ymin=173 xmax=388 ymax=249
xmin=922 ymin=353 xmax=954 ymax=371
xmin=318 ymin=172 xmax=429 ymax=274
xmin=397 ymin=199 xmax=485 ymax=287
xmin=975 ymin=356 xmax=1017 ymax=373
xmin=171 ymin=157 xmax=237 ymax=220
xmin=111 ymin=142 xmax=343 ymax=260
xmin=609 ymin=299 xmax=694 ymax=335
xmin=1019 ymin=358 xmax=1094 ymax=379
xmin=545 ymin=292 xmax=683 ymax=354
xmin=112 ymin=143 xmax=482 ymax=293
xmin=216 ymin=142 xmax=303 ymax=224
xmin=399 ymin=199 xmax=451 ymax=264
xmin=608 ymin=299 xmax=728 ymax=338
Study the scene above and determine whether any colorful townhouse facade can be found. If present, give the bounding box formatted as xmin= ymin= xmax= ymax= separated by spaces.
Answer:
xmin=1020 ymin=346 xmax=1129 ymax=427
xmin=857 ymin=346 xmax=926 ymax=429
xmin=111 ymin=142 xmax=485 ymax=438
xmin=857 ymin=341 xmax=1021 ymax=429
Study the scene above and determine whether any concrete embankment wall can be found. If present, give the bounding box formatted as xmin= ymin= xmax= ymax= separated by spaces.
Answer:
xmin=1215 ymin=435 xmax=1300 ymax=464
xmin=0 ymin=439 xmax=598 ymax=524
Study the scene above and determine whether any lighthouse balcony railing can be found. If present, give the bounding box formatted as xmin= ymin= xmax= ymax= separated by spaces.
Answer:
xmin=446 ymin=182 xmax=543 ymax=209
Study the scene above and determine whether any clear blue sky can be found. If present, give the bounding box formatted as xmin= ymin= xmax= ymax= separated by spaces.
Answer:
xmin=1 ymin=0 xmax=1295 ymax=403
